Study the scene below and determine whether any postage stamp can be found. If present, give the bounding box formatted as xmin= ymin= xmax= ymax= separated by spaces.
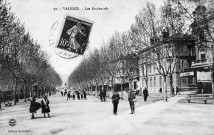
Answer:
xmin=49 ymin=15 xmax=93 ymax=59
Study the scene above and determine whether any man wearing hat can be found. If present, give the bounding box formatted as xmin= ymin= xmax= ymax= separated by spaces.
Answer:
xmin=128 ymin=89 xmax=136 ymax=114
xmin=111 ymin=90 xmax=120 ymax=115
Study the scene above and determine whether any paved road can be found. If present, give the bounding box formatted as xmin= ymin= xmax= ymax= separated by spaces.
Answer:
xmin=0 ymin=93 xmax=213 ymax=135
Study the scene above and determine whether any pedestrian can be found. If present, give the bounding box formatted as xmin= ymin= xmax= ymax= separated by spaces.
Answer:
xmin=72 ymin=93 xmax=76 ymax=100
xmin=143 ymin=87 xmax=148 ymax=102
xmin=103 ymin=90 xmax=106 ymax=102
xmin=81 ymin=92 xmax=83 ymax=99
xmin=83 ymin=91 xmax=87 ymax=100
xmin=111 ymin=91 xmax=120 ymax=115
xmin=159 ymin=88 xmax=162 ymax=93
xmin=64 ymin=91 xmax=67 ymax=96
xmin=77 ymin=92 xmax=80 ymax=100
xmin=41 ymin=95 xmax=51 ymax=118
xmin=61 ymin=91 xmax=63 ymax=97
xmin=172 ymin=87 xmax=175 ymax=96
xmin=128 ymin=89 xmax=136 ymax=114
xmin=29 ymin=96 xmax=41 ymax=119
xmin=99 ymin=90 xmax=103 ymax=102
xmin=67 ymin=91 xmax=71 ymax=100
xmin=176 ymin=87 xmax=180 ymax=95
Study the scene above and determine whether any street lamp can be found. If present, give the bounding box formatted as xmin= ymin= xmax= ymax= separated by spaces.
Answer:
xmin=126 ymin=70 xmax=134 ymax=90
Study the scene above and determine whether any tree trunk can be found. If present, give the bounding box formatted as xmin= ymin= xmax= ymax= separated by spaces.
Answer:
xmin=145 ymin=79 xmax=148 ymax=91
xmin=14 ymin=77 xmax=17 ymax=105
xmin=24 ymin=80 xmax=27 ymax=102
xmin=163 ymin=76 xmax=168 ymax=101
xmin=211 ymin=67 xmax=214 ymax=98
xmin=111 ymin=77 xmax=114 ymax=92
xmin=96 ymin=85 xmax=98 ymax=97
xmin=120 ymin=83 xmax=123 ymax=100
xmin=129 ymin=80 xmax=132 ymax=90
xmin=31 ymin=83 xmax=33 ymax=98
xmin=37 ymin=83 xmax=39 ymax=97
xmin=169 ymin=74 xmax=174 ymax=97
xmin=0 ymin=94 xmax=1 ymax=109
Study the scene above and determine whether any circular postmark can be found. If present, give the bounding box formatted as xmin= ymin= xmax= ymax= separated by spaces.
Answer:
xmin=8 ymin=119 xmax=16 ymax=127
xmin=49 ymin=15 xmax=93 ymax=59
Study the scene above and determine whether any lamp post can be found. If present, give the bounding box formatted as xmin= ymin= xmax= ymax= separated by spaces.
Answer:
xmin=120 ymin=74 xmax=126 ymax=99
xmin=126 ymin=70 xmax=134 ymax=90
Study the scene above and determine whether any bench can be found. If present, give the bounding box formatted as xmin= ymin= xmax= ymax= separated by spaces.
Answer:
xmin=4 ymin=100 xmax=12 ymax=107
xmin=186 ymin=94 xmax=211 ymax=104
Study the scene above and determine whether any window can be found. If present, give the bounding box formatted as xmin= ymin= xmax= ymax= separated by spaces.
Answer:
xmin=150 ymin=77 xmax=152 ymax=87
xmin=201 ymin=54 xmax=206 ymax=60
xmin=159 ymin=76 xmax=162 ymax=87
xmin=181 ymin=78 xmax=187 ymax=84
xmin=154 ymin=77 xmax=156 ymax=87
xmin=188 ymin=77 xmax=195 ymax=85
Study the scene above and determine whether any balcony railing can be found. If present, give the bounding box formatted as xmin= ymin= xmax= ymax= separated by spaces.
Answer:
xmin=192 ymin=59 xmax=208 ymax=64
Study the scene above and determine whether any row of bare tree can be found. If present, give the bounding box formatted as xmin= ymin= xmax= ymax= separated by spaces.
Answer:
xmin=0 ymin=1 xmax=62 ymax=107
xmin=68 ymin=0 xmax=214 ymax=100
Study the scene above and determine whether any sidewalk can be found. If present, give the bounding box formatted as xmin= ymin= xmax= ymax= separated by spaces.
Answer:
xmin=59 ymin=96 xmax=183 ymax=135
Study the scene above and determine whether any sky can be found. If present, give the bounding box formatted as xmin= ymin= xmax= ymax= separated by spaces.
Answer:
xmin=7 ymin=0 xmax=164 ymax=85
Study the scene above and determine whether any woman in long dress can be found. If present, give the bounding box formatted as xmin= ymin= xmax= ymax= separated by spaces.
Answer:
xmin=29 ymin=96 xmax=41 ymax=119
xmin=41 ymin=95 xmax=51 ymax=118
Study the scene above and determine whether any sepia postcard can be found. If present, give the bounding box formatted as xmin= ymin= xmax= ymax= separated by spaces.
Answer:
xmin=0 ymin=0 xmax=214 ymax=135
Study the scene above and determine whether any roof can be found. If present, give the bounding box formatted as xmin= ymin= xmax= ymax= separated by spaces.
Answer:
xmin=138 ymin=35 xmax=195 ymax=55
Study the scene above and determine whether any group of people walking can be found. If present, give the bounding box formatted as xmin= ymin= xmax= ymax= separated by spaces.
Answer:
xmin=159 ymin=87 xmax=180 ymax=95
xmin=111 ymin=88 xmax=148 ymax=115
xmin=61 ymin=90 xmax=87 ymax=100
xmin=29 ymin=95 xmax=51 ymax=119
xmin=29 ymin=88 xmax=149 ymax=119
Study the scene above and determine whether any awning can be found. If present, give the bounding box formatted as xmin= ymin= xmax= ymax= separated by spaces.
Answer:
xmin=180 ymin=71 xmax=194 ymax=77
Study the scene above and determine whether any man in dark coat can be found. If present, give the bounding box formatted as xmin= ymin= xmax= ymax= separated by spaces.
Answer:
xmin=41 ymin=95 xmax=50 ymax=118
xmin=72 ymin=93 xmax=76 ymax=100
xmin=67 ymin=92 xmax=71 ymax=100
xmin=83 ymin=91 xmax=87 ymax=99
xmin=103 ymin=90 xmax=106 ymax=102
xmin=176 ymin=87 xmax=180 ymax=95
xmin=29 ymin=96 xmax=41 ymax=119
xmin=128 ymin=89 xmax=136 ymax=114
xmin=77 ymin=92 xmax=80 ymax=100
xmin=64 ymin=91 xmax=67 ymax=96
xmin=80 ymin=92 xmax=83 ymax=99
xmin=99 ymin=90 xmax=103 ymax=102
xmin=111 ymin=91 xmax=120 ymax=115
xmin=172 ymin=87 xmax=175 ymax=96
xmin=143 ymin=87 xmax=149 ymax=102
xmin=159 ymin=88 xmax=162 ymax=93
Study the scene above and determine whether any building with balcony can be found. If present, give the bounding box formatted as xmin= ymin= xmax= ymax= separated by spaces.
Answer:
xmin=114 ymin=54 xmax=139 ymax=92
xmin=190 ymin=5 xmax=214 ymax=93
xmin=138 ymin=34 xmax=196 ymax=93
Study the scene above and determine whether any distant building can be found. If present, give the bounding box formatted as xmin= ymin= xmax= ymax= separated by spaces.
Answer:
xmin=114 ymin=54 xmax=139 ymax=92
xmin=190 ymin=5 xmax=214 ymax=93
xmin=138 ymin=34 xmax=196 ymax=93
